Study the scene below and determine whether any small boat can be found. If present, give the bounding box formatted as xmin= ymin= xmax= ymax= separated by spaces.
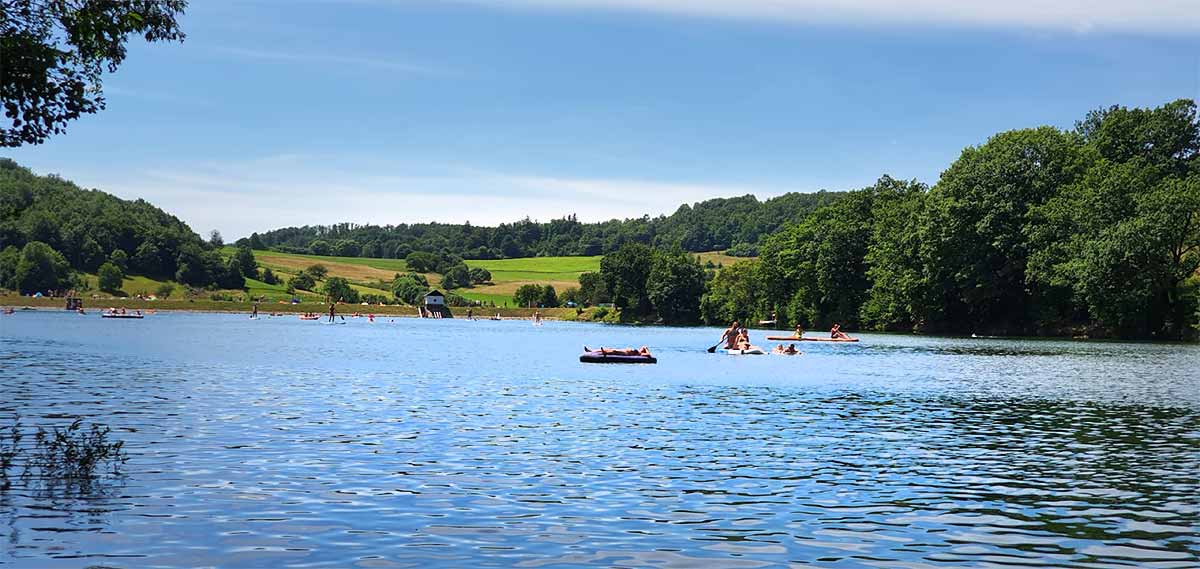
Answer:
xmin=726 ymin=347 xmax=766 ymax=355
xmin=766 ymin=336 xmax=859 ymax=343
xmin=758 ymin=320 xmax=777 ymax=326
xmin=579 ymin=351 xmax=657 ymax=364
xmin=101 ymin=312 xmax=143 ymax=319
xmin=299 ymin=315 xmax=320 ymax=321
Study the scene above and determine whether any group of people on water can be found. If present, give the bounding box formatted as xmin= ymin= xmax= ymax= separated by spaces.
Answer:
xmin=720 ymin=321 xmax=765 ymax=352
xmin=104 ymin=307 xmax=142 ymax=316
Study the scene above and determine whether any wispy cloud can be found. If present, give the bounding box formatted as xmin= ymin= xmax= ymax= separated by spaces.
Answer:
xmin=462 ymin=0 xmax=1200 ymax=33
xmin=211 ymin=46 xmax=451 ymax=75
xmin=75 ymin=156 xmax=797 ymax=238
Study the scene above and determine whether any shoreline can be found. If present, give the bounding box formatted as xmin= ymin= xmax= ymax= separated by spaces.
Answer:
xmin=5 ymin=296 xmax=1196 ymax=344
xmin=0 ymin=296 xmax=575 ymax=321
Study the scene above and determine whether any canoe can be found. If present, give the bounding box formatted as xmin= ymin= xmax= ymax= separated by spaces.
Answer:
xmin=766 ymin=336 xmax=859 ymax=342
xmin=579 ymin=351 xmax=657 ymax=364
xmin=726 ymin=348 xmax=766 ymax=355
xmin=101 ymin=313 xmax=143 ymax=319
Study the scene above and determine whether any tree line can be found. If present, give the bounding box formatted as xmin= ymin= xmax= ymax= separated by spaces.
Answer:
xmin=238 ymin=192 xmax=843 ymax=260
xmin=604 ymin=100 xmax=1196 ymax=340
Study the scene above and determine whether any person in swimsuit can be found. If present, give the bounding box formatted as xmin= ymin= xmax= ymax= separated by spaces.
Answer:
xmin=586 ymin=346 xmax=652 ymax=357
xmin=720 ymin=321 xmax=741 ymax=349
xmin=328 ymin=301 xmax=336 ymax=323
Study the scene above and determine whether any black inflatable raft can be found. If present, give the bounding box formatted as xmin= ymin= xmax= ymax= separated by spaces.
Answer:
xmin=579 ymin=351 xmax=657 ymax=364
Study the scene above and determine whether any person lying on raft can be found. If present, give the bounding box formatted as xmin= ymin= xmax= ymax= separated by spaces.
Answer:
xmin=773 ymin=343 xmax=800 ymax=355
xmin=584 ymin=346 xmax=652 ymax=357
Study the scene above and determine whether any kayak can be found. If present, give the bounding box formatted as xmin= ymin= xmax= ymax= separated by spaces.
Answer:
xmin=766 ymin=336 xmax=859 ymax=342
xmin=579 ymin=351 xmax=657 ymax=364
xmin=726 ymin=348 xmax=766 ymax=355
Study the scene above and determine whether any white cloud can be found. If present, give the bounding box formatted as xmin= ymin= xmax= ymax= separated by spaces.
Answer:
xmin=74 ymin=156 xmax=792 ymax=239
xmin=463 ymin=0 xmax=1200 ymax=33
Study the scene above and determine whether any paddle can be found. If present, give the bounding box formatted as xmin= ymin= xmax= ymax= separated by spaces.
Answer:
xmin=707 ymin=339 xmax=723 ymax=353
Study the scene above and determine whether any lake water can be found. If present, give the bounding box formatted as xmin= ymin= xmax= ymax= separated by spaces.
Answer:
xmin=1 ymin=310 xmax=1198 ymax=568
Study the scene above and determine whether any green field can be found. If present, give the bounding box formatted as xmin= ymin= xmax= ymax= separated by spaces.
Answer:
xmin=72 ymin=249 xmax=736 ymax=306
xmin=239 ymin=248 xmax=603 ymax=305
xmin=217 ymin=248 xmax=736 ymax=305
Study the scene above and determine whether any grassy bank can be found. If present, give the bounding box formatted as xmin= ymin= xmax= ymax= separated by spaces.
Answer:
xmin=1 ymin=294 xmax=578 ymax=319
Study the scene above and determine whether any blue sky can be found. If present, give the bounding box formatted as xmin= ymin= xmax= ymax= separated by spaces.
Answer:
xmin=4 ymin=0 xmax=1198 ymax=239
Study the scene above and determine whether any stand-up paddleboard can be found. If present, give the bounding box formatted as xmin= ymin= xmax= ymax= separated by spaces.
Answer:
xmin=101 ymin=313 xmax=143 ymax=319
xmin=726 ymin=347 xmax=766 ymax=355
xmin=766 ymin=336 xmax=859 ymax=342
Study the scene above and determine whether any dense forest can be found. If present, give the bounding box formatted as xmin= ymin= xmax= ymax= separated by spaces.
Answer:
xmin=687 ymin=100 xmax=1198 ymax=340
xmin=240 ymin=192 xmax=845 ymax=259
xmin=0 ymin=159 xmax=244 ymax=293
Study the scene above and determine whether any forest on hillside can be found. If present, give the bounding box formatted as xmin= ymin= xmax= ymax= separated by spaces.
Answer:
xmin=0 ymin=159 xmax=245 ymax=293
xmin=239 ymin=191 xmax=845 ymax=259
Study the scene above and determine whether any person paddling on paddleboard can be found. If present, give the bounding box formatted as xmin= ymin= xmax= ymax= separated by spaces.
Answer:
xmin=328 ymin=299 xmax=336 ymax=323
xmin=719 ymin=321 xmax=740 ymax=349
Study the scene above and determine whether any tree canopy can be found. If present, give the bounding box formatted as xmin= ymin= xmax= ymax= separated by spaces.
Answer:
xmin=1 ymin=0 xmax=188 ymax=146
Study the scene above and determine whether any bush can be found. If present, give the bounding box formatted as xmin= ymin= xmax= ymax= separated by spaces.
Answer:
xmin=305 ymin=264 xmax=328 ymax=280
xmin=155 ymin=283 xmax=174 ymax=299
xmin=405 ymin=251 xmax=439 ymax=273
xmin=97 ymin=262 xmax=124 ymax=293
xmin=322 ymin=276 xmax=359 ymax=303
xmin=514 ymin=284 xmax=542 ymax=307
xmin=1 ymin=417 xmax=128 ymax=490
xmin=261 ymin=267 xmax=277 ymax=285
xmin=392 ymin=274 xmax=427 ymax=305
xmin=539 ymin=284 xmax=559 ymax=308
xmin=289 ymin=271 xmax=316 ymax=292
xmin=441 ymin=264 xmax=471 ymax=289
xmin=14 ymin=241 xmax=73 ymax=294
xmin=468 ymin=267 xmax=492 ymax=285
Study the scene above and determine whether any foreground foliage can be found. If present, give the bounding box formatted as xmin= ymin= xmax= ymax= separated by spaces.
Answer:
xmin=0 ymin=418 xmax=128 ymax=492
xmin=1 ymin=1 xmax=188 ymax=146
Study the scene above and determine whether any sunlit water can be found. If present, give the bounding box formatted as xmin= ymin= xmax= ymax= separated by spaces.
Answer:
xmin=1 ymin=310 xmax=1198 ymax=568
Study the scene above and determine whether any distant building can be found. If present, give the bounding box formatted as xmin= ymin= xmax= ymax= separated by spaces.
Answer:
xmin=422 ymin=290 xmax=453 ymax=319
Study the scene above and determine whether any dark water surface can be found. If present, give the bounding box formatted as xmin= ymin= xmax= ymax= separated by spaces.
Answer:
xmin=1 ymin=311 xmax=1197 ymax=568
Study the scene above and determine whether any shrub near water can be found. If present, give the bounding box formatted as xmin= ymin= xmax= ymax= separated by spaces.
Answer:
xmin=0 ymin=418 xmax=128 ymax=491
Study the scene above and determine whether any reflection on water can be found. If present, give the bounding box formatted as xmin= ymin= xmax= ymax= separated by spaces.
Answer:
xmin=1 ymin=312 xmax=1198 ymax=567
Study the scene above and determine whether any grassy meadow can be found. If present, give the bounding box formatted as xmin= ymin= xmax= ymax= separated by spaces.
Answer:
xmin=55 ymin=248 xmax=748 ymax=309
